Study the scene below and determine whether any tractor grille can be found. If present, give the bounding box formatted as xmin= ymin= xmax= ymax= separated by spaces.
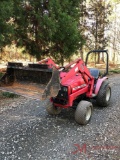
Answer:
xmin=53 ymin=87 xmax=68 ymax=105
xmin=53 ymin=98 xmax=68 ymax=105
xmin=57 ymin=90 xmax=68 ymax=99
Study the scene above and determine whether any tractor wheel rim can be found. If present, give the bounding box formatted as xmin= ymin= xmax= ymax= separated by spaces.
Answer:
xmin=86 ymin=107 xmax=92 ymax=121
xmin=106 ymin=88 xmax=111 ymax=102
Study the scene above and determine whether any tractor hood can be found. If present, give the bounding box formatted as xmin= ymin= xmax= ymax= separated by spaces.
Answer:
xmin=60 ymin=72 xmax=86 ymax=93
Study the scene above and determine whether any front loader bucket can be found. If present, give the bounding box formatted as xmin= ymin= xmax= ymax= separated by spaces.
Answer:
xmin=42 ymin=67 xmax=61 ymax=100
xmin=0 ymin=62 xmax=52 ymax=100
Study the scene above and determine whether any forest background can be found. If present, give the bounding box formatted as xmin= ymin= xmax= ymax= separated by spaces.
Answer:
xmin=0 ymin=0 xmax=120 ymax=68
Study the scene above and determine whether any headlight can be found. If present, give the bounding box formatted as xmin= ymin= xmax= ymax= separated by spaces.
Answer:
xmin=61 ymin=86 xmax=68 ymax=92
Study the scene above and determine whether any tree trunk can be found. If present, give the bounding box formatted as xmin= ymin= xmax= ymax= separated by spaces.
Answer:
xmin=60 ymin=53 xmax=64 ymax=66
xmin=0 ymin=48 xmax=2 ymax=60
xmin=97 ymin=53 xmax=100 ymax=64
xmin=80 ymin=49 xmax=84 ymax=60
xmin=101 ymin=53 xmax=105 ymax=62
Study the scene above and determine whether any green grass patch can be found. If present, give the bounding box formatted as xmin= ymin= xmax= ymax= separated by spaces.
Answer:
xmin=1 ymin=92 xmax=19 ymax=98
xmin=0 ymin=72 xmax=4 ymax=78
xmin=109 ymin=69 xmax=120 ymax=74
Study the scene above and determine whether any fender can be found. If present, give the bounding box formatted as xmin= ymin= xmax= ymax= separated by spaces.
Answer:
xmin=95 ymin=77 xmax=108 ymax=95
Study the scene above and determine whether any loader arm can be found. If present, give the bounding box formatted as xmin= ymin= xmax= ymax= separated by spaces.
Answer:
xmin=61 ymin=58 xmax=93 ymax=84
xmin=38 ymin=58 xmax=59 ymax=69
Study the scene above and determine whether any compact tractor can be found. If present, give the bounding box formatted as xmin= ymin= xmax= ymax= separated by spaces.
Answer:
xmin=0 ymin=50 xmax=111 ymax=125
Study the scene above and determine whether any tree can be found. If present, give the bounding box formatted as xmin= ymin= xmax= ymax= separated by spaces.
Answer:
xmin=83 ymin=0 xmax=111 ymax=63
xmin=47 ymin=0 xmax=85 ymax=65
xmin=109 ymin=0 xmax=120 ymax=64
xmin=13 ymin=0 xmax=85 ymax=65
xmin=0 ymin=0 xmax=14 ymax=59
xmin=79 ymin=0 xmax=87 ymax=60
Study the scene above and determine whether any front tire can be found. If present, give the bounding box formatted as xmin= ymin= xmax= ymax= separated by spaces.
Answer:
xmin=75 ymin=101 xmax=93 ymax=125
xmin=46 ymin=102 xmax=61 ymax=115
xmin=96 ymin=81 xmax=111 ymax=107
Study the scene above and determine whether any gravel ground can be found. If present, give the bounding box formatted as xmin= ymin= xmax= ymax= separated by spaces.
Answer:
xmin=0 ymin=74 xmax=120 ymax=160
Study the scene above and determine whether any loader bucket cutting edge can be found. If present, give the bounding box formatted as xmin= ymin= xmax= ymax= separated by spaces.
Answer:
xmin=0 ymin=62 xmax=53 ymax=100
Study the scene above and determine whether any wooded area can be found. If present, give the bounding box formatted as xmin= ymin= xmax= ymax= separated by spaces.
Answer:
xmin=0 ymin=0 xmax=120 ymax=66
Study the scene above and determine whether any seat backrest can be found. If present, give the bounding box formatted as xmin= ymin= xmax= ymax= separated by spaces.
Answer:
xmin=89 ymin=68 xmax=100 ymax=79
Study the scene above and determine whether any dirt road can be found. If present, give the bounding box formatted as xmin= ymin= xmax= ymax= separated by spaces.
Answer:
xmin=0 ymin=74 xmax=120 ymax=160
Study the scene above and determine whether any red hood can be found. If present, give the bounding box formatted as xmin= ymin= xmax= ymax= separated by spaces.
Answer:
xmin=60 ymin=72 xmax=85 ymax=87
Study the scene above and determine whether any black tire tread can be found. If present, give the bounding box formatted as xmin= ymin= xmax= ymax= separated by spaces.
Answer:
xmin=96 ymin=80 xmax=111 ymax=107
xmin=46 ymin=103 xmax=61 ymax=115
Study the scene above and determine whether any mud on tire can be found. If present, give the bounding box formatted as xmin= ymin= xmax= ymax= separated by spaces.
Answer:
xmin=46 ymin=102 xmax=61 ymax=115
xmin=96 ymin=80 xmax=111 ymax=107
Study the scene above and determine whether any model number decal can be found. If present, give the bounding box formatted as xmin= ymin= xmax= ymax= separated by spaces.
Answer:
xmin=73 ymin=84 xmax=86 ymax=91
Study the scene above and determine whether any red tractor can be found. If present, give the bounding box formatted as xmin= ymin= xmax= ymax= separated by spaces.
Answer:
xmin=42 ymin=50 xmax=111 ymax=125
xmin=0 ymin=50 xmax=111 ymax=125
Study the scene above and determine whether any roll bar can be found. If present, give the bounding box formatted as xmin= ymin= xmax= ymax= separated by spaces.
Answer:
xmin=85 ymin=50 xmax=109 ymax=77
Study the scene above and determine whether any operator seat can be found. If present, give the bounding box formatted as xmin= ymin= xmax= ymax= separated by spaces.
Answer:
xmin=89 ymin=68 xmax=100 ymax=79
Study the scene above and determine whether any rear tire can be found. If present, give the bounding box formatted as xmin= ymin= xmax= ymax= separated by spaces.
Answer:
xmin=96 ymin=81 xmax=111 ymax=107
xmin=75 ymin=101 xmax=93 ymax=125
xmin=46 ymin=102 xmax=61 ymax=115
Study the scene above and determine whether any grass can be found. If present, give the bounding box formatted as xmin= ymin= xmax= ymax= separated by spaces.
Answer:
xmin=109 ymin=69 xmax=120 ymax=74
xmin=0 ymin=72 xmax=20 ymax=98
xmin=0 ymin=91 xmax=19 ymax=98
xmin=0 ymin=72 xmax=4 ymax=78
